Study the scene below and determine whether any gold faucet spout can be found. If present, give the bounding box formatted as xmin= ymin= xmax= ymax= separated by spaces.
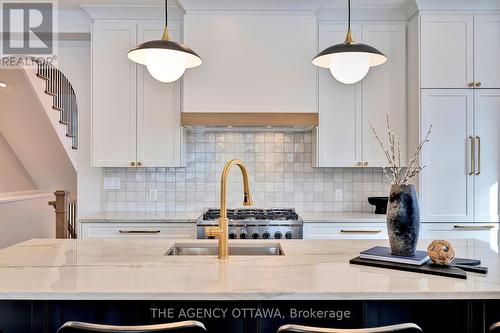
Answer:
xmin=207 ymin=159 xmax=253 ymax=259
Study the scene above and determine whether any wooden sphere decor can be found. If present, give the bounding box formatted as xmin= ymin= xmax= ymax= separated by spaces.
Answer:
xmin=427 ymin=240 xmax=455 ymax=266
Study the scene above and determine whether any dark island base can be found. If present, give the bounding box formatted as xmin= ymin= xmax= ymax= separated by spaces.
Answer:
xmin=1 ymin=300 xmax=499 ymax=333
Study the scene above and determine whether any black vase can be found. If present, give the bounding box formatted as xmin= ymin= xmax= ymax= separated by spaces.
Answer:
xmin=387 ymin=184 xmax=420 ymax=256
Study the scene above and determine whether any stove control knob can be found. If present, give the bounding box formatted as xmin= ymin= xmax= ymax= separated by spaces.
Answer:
xmin=228 ymin=231 xmax=237 ymax=239
xmin=251 ymin=231 xmax=260 ymax=239
xmin=262 ymin=231 xmax=271 ymax=239
xmin=240 ymin=230 xmax=248 ymax=239
xmin=274 ymin=231 xmax=282 ymax=239
xmin=285 ymin=231 xmax=293 ymax=239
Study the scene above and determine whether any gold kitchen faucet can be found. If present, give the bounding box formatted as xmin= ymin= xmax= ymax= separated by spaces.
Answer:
xmin=206 ymin=159 xmax=253 ymax=259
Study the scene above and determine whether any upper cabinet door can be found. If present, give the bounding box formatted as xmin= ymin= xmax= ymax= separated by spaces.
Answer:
xmin=92 ymin=20 xmax=137 ymax=167
xmin=183 ymin=13 xmax=317 ymax=113
xmin=136 ymin=21 xmax=183 ymax=167
xmin=474 ymin=15 xmax=500 ymax=89
xmin=474 ymin=90 xmax=500 ymax=222
xmin=315 ymin=23 xmax=362 ymax=167
xmin=420 ymin=89 xmax=474 ymax=222
xmin=361 ymin=24 xmax=406 ymax=167
xmin=421 ymin=15 xmax=474 ymax=89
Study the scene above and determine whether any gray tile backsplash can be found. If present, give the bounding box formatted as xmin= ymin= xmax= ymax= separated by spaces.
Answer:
xmin=102 ymin=130 xmax=391 ymax=213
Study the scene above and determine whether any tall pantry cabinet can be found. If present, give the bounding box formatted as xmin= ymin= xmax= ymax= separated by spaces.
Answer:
xmin=410 ymin=14 xmax=500 ymax=243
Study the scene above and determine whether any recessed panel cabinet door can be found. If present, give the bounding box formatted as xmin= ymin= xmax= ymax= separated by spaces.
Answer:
xmin=362 ymin=24 xmax=406 ymax=167
xmin=474 ymin=15 xmax=500 ymax=89
xmin=92 ymin=21 xmax=137 ymax=167
xmin=136 ymin=21 xmax=183 ymax=167
xmin=474 ymin=90 xmax=500 ymax=222
xmin=420 ymin=90 xmax=474 ymax=222
xmin=421 ymin=15 xmax=474 ymax=89
xmin=315 ymin=23 xmax=362 ymax=167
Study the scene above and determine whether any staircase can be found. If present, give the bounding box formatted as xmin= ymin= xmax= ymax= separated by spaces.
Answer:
xmin=35 ymin=59 xmax=78 ymax=150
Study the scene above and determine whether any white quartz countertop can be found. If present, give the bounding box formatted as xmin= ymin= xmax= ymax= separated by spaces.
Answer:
xmin=79 ymin=211 xmax=384 ymax=223
xmin=0 ymin=238 xmax=498 ymax=300
xmin=298 ymin=211 xmax=385 ymax=223
xmin=78 ymin=212 xmax=201 ymax=223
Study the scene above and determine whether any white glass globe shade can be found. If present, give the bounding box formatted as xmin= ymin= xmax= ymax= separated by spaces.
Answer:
xmin=329 ymin=52 xmax=371 ymax=84
xmin=145 ymin=49 xmax=187 ymax=83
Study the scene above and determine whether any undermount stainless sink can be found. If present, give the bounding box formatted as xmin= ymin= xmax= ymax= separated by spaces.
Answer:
xmin=166 ymin=242 xmax=284 ymax=256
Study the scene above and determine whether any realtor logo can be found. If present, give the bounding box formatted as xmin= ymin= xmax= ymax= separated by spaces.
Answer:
xmin=2 ymin=1 xmax=54 ymax=55
xmin=1 ymin=1 xmax=58 ymax=67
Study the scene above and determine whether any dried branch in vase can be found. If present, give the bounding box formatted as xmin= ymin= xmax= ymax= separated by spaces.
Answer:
xmin=370 ymin=114 xmax=432 ymax=186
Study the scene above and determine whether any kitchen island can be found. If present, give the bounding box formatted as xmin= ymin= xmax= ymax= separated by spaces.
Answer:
xmin=0 ymin=238 xmax=499 ymax=332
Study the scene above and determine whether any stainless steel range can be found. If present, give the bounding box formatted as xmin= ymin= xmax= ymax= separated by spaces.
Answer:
xmin=197 ymin=208 xmax=303 ymax=240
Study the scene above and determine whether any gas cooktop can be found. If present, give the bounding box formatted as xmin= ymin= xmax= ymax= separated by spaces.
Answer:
xmin=197 ymin=208 xmax=303 ymax=240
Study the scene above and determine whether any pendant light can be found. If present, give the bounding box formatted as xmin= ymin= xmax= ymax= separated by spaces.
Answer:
xmin=312 ymin=0 xmax=387 ymax=84
xmin=127 ymin=0 xmax=202 ymax=83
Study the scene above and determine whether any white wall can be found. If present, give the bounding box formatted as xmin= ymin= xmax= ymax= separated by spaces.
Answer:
xmin=0 ymin=194 xmax=54 ymax=249
xmin=57 ymin=25 xmax=103 ymax=217
xmin=0 ymin=132 xmax=36 ymax=193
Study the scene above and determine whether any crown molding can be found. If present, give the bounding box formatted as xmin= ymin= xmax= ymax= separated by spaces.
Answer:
xmin=415 ymin=0 xmax=500 ymax=11
xmin=82 ymin=5 xmax=184 ymax=20
xmin=178 ymin=0 xmax=325 ymax=12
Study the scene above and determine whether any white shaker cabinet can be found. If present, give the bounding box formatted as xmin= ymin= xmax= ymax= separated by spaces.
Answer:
xmin=421 ymin=15 xmax=474 ymax=89
xmin=314 ymin=23 xmax=406 ymax=168
xmin=473 ymin=90 xmax=500 ymax=222
xmin=92 ymin=21 xmax=137 ymax=167
xmin=315 ymin=24 xmax=362 ymax=167
xmin=361 ymin=24 xmax=406 ymax=167
xmin=474 ymin=15 xmax=500 ymax=89
xmin=420 ymin=89 xmax=500 ymax=223
xmin=92 ymin=20 xmax=183 ymax=167
xmin=420 ymin=89 xmax=474 ymax=222
xmin=421 ymin=14 xmax=500 ymax=89
xmin=136 ymin=21 xmax=183 ymax=168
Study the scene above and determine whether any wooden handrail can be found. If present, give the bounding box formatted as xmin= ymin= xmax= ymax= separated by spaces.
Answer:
xmin=49 ymin=190 xmax=77 ymax=239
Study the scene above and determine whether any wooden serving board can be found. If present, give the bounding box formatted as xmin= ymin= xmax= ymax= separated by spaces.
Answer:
xmin=350 ymin=256 xmax=468 ymax=279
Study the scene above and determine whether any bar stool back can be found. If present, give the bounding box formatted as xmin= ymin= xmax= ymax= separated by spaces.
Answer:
xmin=57 ymin=320 xmax=206 ymax=333
xmin=490 ymin=322 xmax=500 ymax=333
xmin=278 ymin=323 xmax=423 ymax=333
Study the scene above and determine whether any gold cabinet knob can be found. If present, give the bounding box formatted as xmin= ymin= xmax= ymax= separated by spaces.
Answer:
xmin=468 ymin=82 xmax=475 ymax=87
xmin=137 ymin=161 xmax=142 ymax=167
xmin=475 ymin=82 xmax=482 ymax=87
xmin=364 ymin=162 xmax=368 ymax=167
xmin=356 ymin=162 xmax=362 ymax=167
xmin=130 ymin=161 xmax=136 ymax=167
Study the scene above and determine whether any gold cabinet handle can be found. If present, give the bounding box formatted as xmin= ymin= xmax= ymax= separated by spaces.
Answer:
xmin=119 ymin=230 xmax=161 ymax=234
xmin=476 ymin=136 xmax=481 ymax=175
xmin=137 ymin=161 xmax=142 ymax=167
xmin=475 ymin=82 xmax=482 ymax=87
xmin=363 ymin=162 xmax=368 ymax=167
xmin=453 ymin=225 xmax=494 ymax=231
xmin=130 ymin=161 xmax=136 ymax=167
xmin=468 ymin=82 xmax=475 ymax=88
xmin=469 ymin=136 xmax=475 ymax=176
xmin=341 ymin=229 xmax=382 ymax=234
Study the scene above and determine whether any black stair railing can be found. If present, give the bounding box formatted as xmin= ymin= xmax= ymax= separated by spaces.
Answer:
xmin=35 ymin=59 xmax=78 ymax=150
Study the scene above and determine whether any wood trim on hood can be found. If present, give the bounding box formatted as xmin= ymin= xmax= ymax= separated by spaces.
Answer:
xmin=181 ymin=112 xmax=318 ymax=127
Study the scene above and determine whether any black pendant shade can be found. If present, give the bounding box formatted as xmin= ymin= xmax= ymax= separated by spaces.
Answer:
xmin=127 ymin=0 xmax=202 ymax=82
xmin=127 ymin=38 xmax=202 ymax=69
xmin=312 ymin=41 xmax=387 ymax=68
xmin=312 ymin=0 xmax=387 ymax=84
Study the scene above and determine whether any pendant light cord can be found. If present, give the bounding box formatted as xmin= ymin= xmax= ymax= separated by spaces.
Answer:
xmin=165 ymin=0 xmax=168 ymax=27
xmin=348 ymin=0 xmax=351 ymax=32
xmin=344 ymin=0 xmax=353 ymax=43
xmin=162 ymin=0 xmax=170 ymax=40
